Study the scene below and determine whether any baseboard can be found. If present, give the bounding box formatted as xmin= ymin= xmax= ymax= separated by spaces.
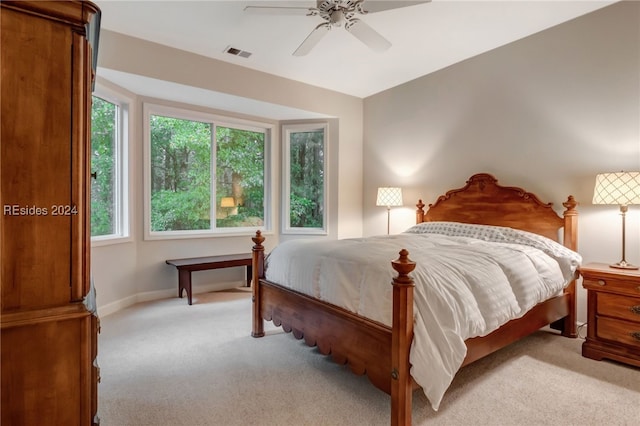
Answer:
xmin=97 ymin=280 xmax=246 ymax=317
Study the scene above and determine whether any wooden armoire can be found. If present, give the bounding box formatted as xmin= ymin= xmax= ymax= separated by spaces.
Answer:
xmin=1 ymin=1 xmax=101 ymax=425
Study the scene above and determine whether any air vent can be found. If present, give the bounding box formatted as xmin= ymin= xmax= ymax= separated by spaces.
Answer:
xmin=223 ymin=46 xmax=252 ymax=58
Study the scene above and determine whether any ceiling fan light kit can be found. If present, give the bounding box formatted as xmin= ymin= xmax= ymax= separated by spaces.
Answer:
xmin=245 ymin=0 xmax=429 ymax=56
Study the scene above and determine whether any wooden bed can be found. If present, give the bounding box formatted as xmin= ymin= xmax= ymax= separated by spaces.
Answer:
xmin=250 ymin=173 xmax=578 ymax=425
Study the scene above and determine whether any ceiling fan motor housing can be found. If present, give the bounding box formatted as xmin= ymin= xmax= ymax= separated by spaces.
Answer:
xmin=318 ymin=0 xmax=364 ymax=27
xmin=318 ymin=1 xmax=366 ymax=12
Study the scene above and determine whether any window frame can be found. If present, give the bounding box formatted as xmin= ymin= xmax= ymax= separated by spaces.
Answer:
xmin=143 ymin=102 xmax=273 ymax=240
xmin=282 ymin=122 xmax=328 ymax=235
xmin=90 ymin=85 xmax=132 ymax=246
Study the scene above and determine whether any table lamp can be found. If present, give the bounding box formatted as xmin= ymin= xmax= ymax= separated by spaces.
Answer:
xmin=592 ymin=171 xmax=640 ymax=269
xmin=221 ymin=197 xmax=235 ymax=216
xmin=376 ymin=187 xmax=403 ymax=235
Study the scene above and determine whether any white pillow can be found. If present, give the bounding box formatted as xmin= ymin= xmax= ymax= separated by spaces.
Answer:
xmin=404 ymin=221 xmax=582 ymax=279
xmin=405 ymin=221 xmax=506 ymax=241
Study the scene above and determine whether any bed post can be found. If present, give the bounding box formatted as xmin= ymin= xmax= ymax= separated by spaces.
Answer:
xmin=561 ymin=196 xmax=579 ymax=338
xmin=390 ymin=249 xmax=416 ymax=426
xmin=416 ymin=200 xmax=426 ymax=224
xmin=251 ymin=230 xmax=266 ymax=338
xmin=562 ymin=196 xmax=578 ymax=252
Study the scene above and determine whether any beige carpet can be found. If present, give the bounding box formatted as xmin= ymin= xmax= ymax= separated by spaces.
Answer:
xmin=97 ymin=289 xmax=639 ymax=425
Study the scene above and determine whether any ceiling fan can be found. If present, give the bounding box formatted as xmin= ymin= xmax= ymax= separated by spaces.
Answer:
xmin=244 ymin=1 xmax=430 ymax=56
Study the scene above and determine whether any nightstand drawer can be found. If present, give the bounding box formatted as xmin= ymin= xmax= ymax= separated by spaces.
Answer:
xmin=597 ymin=293 xmax=640 ymax=323
xmin=597 ymin=317 xmax=640 ymax=346
xmin=583 ymin=276 xmax=640 ymax=297
xmin=581 ymin=263 xmax=640 ymax=365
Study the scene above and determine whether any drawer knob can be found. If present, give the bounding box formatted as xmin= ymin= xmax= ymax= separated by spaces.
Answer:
xmin=632 ymin=305 xmax=640 ymax=315
xmin=597 ymin=279 xmax=606 ymax=286
xmin=631 ymin=332 xmax=640 ymax=342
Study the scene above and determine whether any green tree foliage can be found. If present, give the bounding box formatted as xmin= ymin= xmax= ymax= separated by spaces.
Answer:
xmin=149 ymin=116 xmax=265 ymax=231
xmin=90 ymin=96 xmax=116 ymax=236
xmin=150 ymin=115 xmax=211 ymax=231
xmin=216 ymin=126 xmax=265 ymax=227
xmin=289 ymin=130 xmax=324 ymax=228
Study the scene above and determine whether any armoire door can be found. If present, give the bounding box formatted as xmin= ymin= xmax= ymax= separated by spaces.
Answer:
xmin=1 ymin=1 xmax=101 ymax=425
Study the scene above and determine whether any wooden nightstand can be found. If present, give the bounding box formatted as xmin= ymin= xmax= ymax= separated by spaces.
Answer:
xmin=580 ymin=263 xmax=640 ymax=367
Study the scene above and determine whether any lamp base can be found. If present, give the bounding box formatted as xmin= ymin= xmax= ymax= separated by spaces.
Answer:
xmin=610 ymin=260 xmax=639 ymax=270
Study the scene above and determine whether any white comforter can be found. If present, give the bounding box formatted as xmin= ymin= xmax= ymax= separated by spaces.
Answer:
xmin=264 ymin=222 xmax=581 ymax=410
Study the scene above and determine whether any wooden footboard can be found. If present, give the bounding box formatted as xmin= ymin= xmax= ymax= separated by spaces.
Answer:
xmin=251 ymin=231 xmax=417 ymax=426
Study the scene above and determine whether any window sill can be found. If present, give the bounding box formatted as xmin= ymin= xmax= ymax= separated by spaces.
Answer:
xmin=143 ymin=229 xmax=273 ymax=241
xmin=91 ymin=235 xmax=134 ymax=247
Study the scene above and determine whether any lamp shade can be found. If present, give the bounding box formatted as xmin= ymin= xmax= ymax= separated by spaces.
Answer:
xmin=376 ymin=187 xmax=403 ymax=207
xmin=220 ymin=197 xmax=235 ymax=208
xmin=593 ymin=172 xmax=640 ymax=206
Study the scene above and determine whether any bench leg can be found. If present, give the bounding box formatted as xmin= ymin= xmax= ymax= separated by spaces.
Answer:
xmin=246 ymin=264 xmax=252 ymax=287
xmin=178 ymin=269 xmax=193 ymax=305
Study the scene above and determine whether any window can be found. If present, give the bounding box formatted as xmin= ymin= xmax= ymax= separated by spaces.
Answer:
xmin=90 ymin=91 xmax=130 ymax=242
xmin=144 ymin=103 xmax=271 ymax=238
xmin=283 ymin=123 xmax=327 ymax=234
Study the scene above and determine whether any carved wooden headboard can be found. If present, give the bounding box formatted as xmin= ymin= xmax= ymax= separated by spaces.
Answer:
xmin=415 ymin=173 xmax=578 ymax=250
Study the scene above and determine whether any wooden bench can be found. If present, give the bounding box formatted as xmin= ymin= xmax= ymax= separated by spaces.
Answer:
xmin=165 ymin=253 xmax=252 ymax=305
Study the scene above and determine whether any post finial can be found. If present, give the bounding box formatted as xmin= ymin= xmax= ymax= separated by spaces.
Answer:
xmin=391 ymin=249 xmax=416 ymax=286
xmin=252 ymin=230 xmax=265 ymax=248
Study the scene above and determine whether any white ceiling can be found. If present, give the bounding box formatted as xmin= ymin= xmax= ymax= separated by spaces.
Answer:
xmin=95 ymin=0 xmax=616 ymax=115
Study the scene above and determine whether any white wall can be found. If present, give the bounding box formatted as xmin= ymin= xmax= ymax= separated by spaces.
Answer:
xmin=363 ymin=1 xmax=640 ymax=323
xmin=93 ymin=31 xmax=364 ymax=314
xmin=93 ymin=2 xmax=639 ymax=322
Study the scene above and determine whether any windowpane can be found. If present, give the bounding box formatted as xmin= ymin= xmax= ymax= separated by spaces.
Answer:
xmin=149 ymin=115 xmax=212 ymax=231
xmin=288 ymin=128 xmax=324 ymax=229
xmin=90 ymin=96 xmax=116 ymax=236
xmin=144 ymin=103 xmax=271 ymax=238
xmin=215 ymin=126 xmax=265 ymax=228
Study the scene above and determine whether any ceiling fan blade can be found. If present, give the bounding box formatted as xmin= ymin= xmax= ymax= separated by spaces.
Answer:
xmin=293 ymin=23 xmax=330 ymax=56
xmin=346 ymin=19 xmax=391 ymax=52
xmin=243 ymin=6 xmax=314 ymax=16
xmin=359 ymin=1 xmax=431 ymax=14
